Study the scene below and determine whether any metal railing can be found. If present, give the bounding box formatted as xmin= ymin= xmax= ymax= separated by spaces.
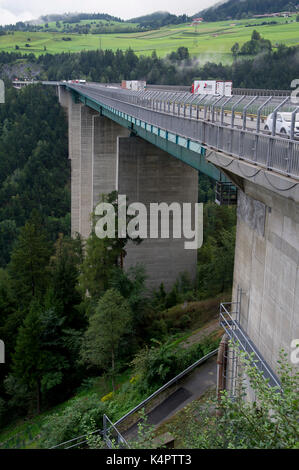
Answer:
xmin=220 ymin=302 xmax=281 ymax=390
xmin=50 ymin=348 xmax=218 ymax=449
xmin=65 ymin=83 xmax=299 ymax=180
xmin=215 ymin=181 xmax=237 ymax=206
xmin=144 ymin=85 xmax=291 ymax=97
xmin=103 ymin=414 xmax=129 ymax=449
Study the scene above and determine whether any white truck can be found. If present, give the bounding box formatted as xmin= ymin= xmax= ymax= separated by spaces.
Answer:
xmin=121 ymin=80 xmax=146 ymax=91
xmin=192 ymin=80 xmax=232 ymax=97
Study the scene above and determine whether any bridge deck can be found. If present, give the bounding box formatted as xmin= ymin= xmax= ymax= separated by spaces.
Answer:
xmin=60 ymin=83 xmax=299 ymax=180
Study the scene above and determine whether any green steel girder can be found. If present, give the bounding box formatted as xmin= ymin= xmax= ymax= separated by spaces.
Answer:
xmin=66 ymin=86 xmax=226 ymax=181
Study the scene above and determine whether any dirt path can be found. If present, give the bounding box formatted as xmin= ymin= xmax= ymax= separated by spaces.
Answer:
xmin=181 ymin=318 xmax=222 ymax=349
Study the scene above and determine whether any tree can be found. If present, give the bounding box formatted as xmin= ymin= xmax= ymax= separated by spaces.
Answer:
xmin=231 ymin=42 xmax=240 ymax=57
xmin=8 ymin=213 xmax=52 ymax=308
xmin=49 ymin=234 xmax=83 ymax=322
xmin=12 ymin=302 xmax=45 ymax=414
xmin=78 ymin=229 xmax=115 ymax=299
xmin=251 ymin=30 xmax=261 ymax=41
xmin=12 ymin=300 xmax=76 ymax=414
xmin=170 ymin=346 xmax=299 ymax=449
xmin=79 ymin=191 xmax=142 ymax=299
xmin=80 ymin=289 xmax=132 ymax=390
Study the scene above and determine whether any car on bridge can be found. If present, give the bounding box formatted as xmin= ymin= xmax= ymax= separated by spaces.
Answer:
xmin=264 ymin=112 xmax=299 ymax=137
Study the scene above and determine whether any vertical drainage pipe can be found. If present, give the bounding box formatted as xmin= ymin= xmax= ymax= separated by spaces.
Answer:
xmin=216 ymin=334 xmax=228 ymax=415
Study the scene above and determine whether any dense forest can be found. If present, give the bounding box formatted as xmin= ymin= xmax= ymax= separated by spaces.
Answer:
xmin=0 ymin=83 xmax=236 ymax=438
xmin=197 ymin=0 xmax=298 ymax=21
xmin=1 ymin=43 xmax=298 ymax=89
xmin=128 ymin=12 xmax=191 ymax=29
xmin=0 ymin=84 xmax=70 ymax=266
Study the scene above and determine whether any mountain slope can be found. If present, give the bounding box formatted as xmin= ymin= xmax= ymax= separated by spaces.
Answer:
xmin=195 ymin=0 xmax=298 ymax=21
xmin=128 ymin=11 xmax=190 ymax=28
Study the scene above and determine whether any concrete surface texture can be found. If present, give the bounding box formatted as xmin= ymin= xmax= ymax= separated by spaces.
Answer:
xmin=233 ymin=180 xmax=299 ymax=376
xmin=117 ymin=136 xmax=199 ymax=291
xmin=59 ymin=93 xmax=200 ymax=291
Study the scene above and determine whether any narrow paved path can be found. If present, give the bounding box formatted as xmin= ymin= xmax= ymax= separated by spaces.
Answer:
xmin=124 ymin=355 xmax=217 ymax=440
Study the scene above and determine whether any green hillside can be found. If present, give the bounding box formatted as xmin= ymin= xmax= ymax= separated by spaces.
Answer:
xmin=196 ymin=0 xmax=298 ymax=21
xmin=0 ymin=15 xmax=298 ymax=62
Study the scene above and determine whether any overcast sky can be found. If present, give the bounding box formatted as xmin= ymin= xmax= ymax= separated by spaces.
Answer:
xmin=0 ymin=0 xmax=220 ymax=25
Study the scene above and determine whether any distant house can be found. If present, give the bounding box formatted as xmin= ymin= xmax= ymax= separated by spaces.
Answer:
xmin=191 ymin=18 xmax=204 ymax=25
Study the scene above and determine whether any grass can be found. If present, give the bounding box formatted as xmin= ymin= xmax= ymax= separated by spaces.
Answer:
xmin=0 ymin=292 xmax=226 ymax=449
xmin=0 ymin=16 xmax=298 ymax=62
xmin=0 ymin=369 xmax=131 ymax=449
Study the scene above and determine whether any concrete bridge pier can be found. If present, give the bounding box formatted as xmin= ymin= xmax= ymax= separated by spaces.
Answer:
xmin=207 ymin=150 xmax=299 ymax=400
xmin=59 ymin=93 xmax=199 ymax=290
xmin=117 ymin=136 xmax=198 ymax=292
xmin=64 ymin=95 xmax=129 ymax=237
xmin=233 ymin=184 xmax=299 ymax=368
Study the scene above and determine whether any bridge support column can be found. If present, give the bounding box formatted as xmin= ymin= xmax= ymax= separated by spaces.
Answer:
xmin=68 ymin=98 xmax=82 ymax=237
xmin=117 ymin=136 xmax=198 ymax=292
xmin=92 ymin=115 xmax=130 ymax=208
xmin=67 ymin=103 xmax=130 ymax=237
xmin=226 ymin=182 xmax=299 ymax=400
xmin=233 ymin=184 xmax=299 ymax=367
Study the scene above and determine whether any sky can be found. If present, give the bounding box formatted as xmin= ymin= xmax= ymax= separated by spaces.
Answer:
xmin=0 ymin=0 xmax=220 ymax=25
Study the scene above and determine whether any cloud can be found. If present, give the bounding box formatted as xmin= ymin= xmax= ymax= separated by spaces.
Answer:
xmin=0 ymin=7 xmax=32 ymax=25
xmin=0 ymin=0 xmax=219 ymax=25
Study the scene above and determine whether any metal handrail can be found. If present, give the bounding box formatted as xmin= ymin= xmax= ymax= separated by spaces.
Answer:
xmin=220 ymin=303 xmax=281 ymax=390
xmin=103 ymin=414 xmax=129 ymax=449
xmin=113 ymin=349 xmax=218 ymax=430
xmin=50 ymin=348 xmax=218 ymax=449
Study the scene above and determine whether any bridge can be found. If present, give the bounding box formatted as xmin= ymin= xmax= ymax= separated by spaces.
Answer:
xmin=57 ymin=82 xmax=299 ymax=401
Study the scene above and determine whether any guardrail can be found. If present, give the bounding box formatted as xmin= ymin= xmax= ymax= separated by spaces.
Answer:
xmin=66 ymin=84 xmax=299 ymax=180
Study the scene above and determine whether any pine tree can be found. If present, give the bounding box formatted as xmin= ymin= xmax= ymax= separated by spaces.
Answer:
xmin=8 ymin=212 xmax=52 ymax=308
xmin=12 ymin=302 xmax=45 ymax=414
xmin=80 ymin=289 xmax=132 ymax=391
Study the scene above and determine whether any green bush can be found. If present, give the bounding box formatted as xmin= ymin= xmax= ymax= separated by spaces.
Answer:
xmin=131 ymin=337 xmax=219 ymax=393
xmin=40 ymin=394 xmax=107 ymax=448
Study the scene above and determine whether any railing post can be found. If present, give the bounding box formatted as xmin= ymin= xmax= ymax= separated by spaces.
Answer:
xmin=242 ymin=96 xmax=258 ymax=130
xmin=271 ymin=96 xmax=290 ymax=136
xmin=256 ymin=95 xmax=272 ymax=133
xmin=290 ymin=106 xmax=299 ymax=141
xmin=221 ymin=96 xmax=234 ymax=125
xmin=231 ymin=95 xmax=246 ymax=128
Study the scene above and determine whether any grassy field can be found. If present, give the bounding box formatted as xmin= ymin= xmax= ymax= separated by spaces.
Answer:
xmin=0 ymin=15 xmax=298 ymax=62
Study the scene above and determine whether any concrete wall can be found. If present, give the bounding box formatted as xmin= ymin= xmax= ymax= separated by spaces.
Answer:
xmin=232 ymin=180 xmax=299 ymax=377
xmin=117 ymin=136 xmax=198 ymax=292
